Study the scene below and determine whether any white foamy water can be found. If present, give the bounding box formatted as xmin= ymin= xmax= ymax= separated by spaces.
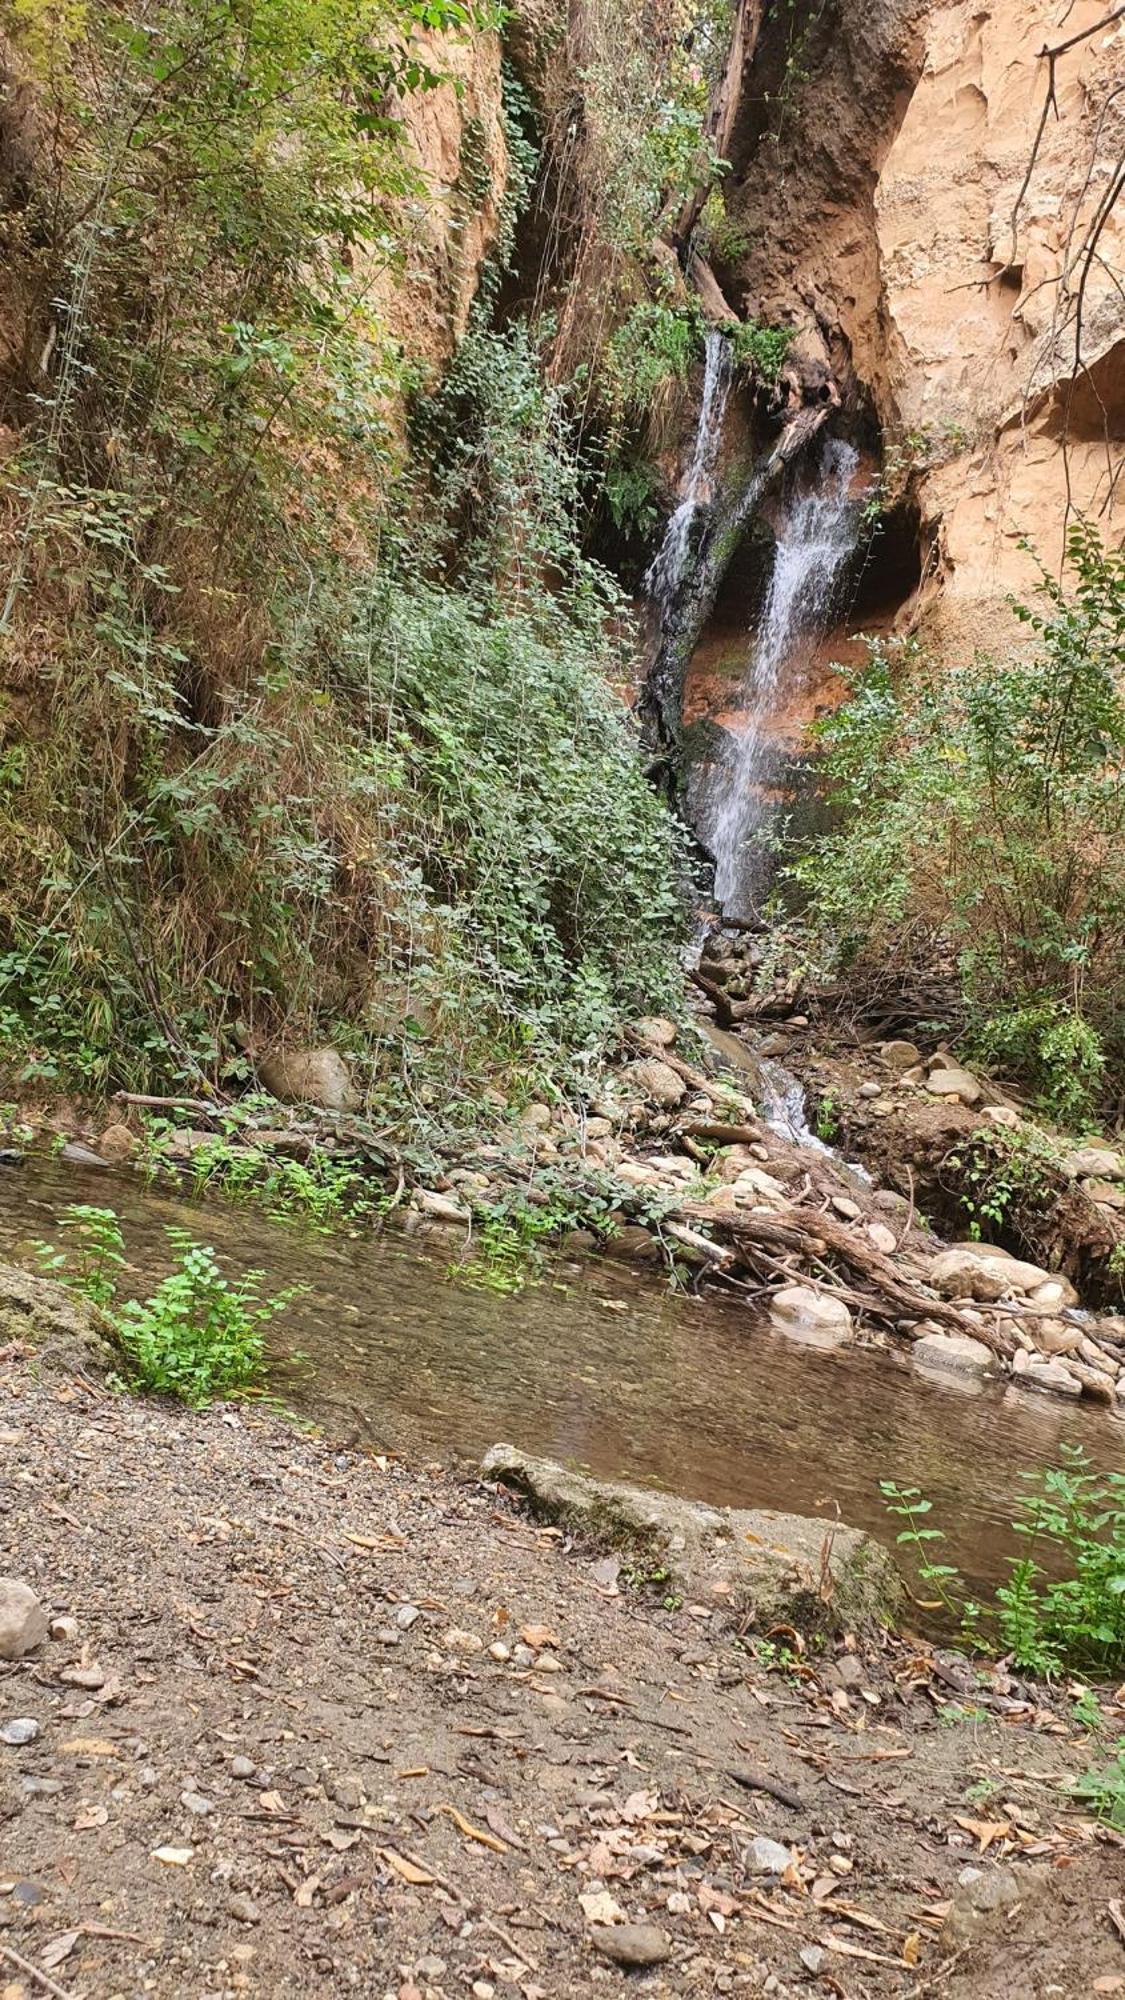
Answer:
xmin=707 ymin=439 xmax=862 ymax=915
xmin=645 ymin=330 xmax=733 ymax=614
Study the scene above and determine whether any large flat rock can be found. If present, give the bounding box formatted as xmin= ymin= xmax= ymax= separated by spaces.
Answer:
xmin=482 ymin=1445 xmax=902 ymax=1636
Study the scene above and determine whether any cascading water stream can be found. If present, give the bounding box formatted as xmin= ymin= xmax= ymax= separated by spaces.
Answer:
xmin=707 ymin=438 xmax=863 ymax=916
xmin=644 ymin=328 xmax=733 ymax=615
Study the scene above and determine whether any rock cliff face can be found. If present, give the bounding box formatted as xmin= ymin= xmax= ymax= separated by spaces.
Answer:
xmin=727 ymin=0 xmax=1125 ymax=651
xmin=877 ymin=0 xmax=1125 ymax=645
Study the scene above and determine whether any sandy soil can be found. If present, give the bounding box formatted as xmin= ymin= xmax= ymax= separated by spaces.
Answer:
xmin=1 ymin=1352 xmax=1124 ymax=2000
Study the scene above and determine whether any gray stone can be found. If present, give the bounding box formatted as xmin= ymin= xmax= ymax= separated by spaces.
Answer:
xmin=0 ymin=1717 xmax=40 ymax=1746
xmin=858 ymin=1080 xmax=882 ymax=1099
xmin=258 ymin=1046 xmax=357 ymax=1112
xmin=769 ymin=1285 xmax=853 ymax=1349
xmin=589 ymin=1924 xmax=670 ymax=1968
xmin=60 ymin=1140 xmax=110 ymax=1168
xmin=912 ymin=1331 xmax=993 ymax=1376
xmin=799 ymin=1944 xmax=826 ymax=1974
xmin=926 ymin=1067 xmax=982 ymax=1106
xmin=181 ymin=1789 xmax=213 ymax=1815
xmin=231 ymin=1756 xmax=256 ymax=1780
xmin=745 ymin=1836 xmax=793 ymax=1875
xmin=394 ymin=1603 xmax=420 ymax=1630
xmin=330 ymin=1773 xmax=365 ymax=1809
xmin=944 ymin=1864 xmax=1047 ymax=1940
xmin=414 ymin=1189 xmax=470 ymax=1224
xmin=623 ymin=1058 xmax=686 ymax=1108
xmin=227 ymin=1894 xmax=261 ymax=1925
xmin=0 ymin=1579 xmax=48 ymax=1662
xmin=482 ymin=1446 xmax=902 ymax=1637
xmin=1019 ymin=1357 xmax=1082 ymax=1398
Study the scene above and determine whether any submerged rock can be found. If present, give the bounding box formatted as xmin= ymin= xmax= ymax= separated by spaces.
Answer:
xmin=912 ymin=1330 xmax=993 ymax=1376
xmin=768 ymin=1284 xmax=853 ymax=1348
xmin=481 ymin=1446 xmax=901 ymax=1636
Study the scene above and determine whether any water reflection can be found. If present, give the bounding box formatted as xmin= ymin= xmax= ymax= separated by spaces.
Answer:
xmin=2 ymin=1160 xmax=1120 ymax=1593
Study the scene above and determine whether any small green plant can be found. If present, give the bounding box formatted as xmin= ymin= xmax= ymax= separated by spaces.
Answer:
xmin=814 ymin=1088 xmax=840 ymax=1143
xmin=882 ymin=1446 xmax=1125 ymax=1676
xmin=34 ymin=1204 xmax=299 ymax=1405
xmin=729 ymin=320 xmax=794 ymax=384
xmin=35 ymin=1206 xmax=126 ymax=1311
xmin=114 ymin=1230 xmax=299 ymax=1406
xmin=1071 ymin=1739 xmax=1125 ymax=1828
xmin=942 ymin=1124 xmax=1060 ymax=1246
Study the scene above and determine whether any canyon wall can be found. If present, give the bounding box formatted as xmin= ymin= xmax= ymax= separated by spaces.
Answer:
xmin=729 ymin=0 xmax=1125 ymax=654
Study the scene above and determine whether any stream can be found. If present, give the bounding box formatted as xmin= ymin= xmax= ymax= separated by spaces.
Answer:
xmin=3 ymin=1157 xmax=1119 ymax=1598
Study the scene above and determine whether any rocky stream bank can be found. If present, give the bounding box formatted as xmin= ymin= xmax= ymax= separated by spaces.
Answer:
xmin=1 ymin=1288 xmax=1124 ymax=2000
xmin=14 ymin=965 xmax=1125 ymax=1426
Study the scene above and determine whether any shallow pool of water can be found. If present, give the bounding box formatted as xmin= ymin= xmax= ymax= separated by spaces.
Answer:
xmin=3 ymin=1159 xmax=1122 ymax=1593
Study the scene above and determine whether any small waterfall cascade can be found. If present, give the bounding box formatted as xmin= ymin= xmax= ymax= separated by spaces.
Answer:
xmin=706 ymin=438 xmax=863 ymax=917
xmin=645 ymin=329 xmax=733 ymax=616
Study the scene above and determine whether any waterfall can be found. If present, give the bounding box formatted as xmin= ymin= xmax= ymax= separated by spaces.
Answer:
xmin=645 ymin=329 xmax=733 ymax=620
xmin=707 ymin=438 xmax=863 ymax=916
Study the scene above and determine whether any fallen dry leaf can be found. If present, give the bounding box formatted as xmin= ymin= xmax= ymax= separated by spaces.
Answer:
xmin=903 ymin=1931 xmax=921 ymax=1966
xmin=954 ymin=1816 xmax=1012 ymax=1853
xmin=40 ymin=1933 xmax=78 ymax=1971
xmin=520 ymin=1623 xmax=560 ymax=1651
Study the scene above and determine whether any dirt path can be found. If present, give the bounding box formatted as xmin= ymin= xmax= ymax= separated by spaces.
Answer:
xmin=1 ymin=1358 xmax=1123 ymax=1999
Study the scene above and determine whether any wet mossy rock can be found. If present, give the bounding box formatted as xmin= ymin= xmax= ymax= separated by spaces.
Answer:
xmin=0 ymin=1264 xmax=117 ymax=1376
xmin=482 ymin=1445 xmax=902 ymax=1636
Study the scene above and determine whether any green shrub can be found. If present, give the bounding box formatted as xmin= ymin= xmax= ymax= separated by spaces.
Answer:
xmin=883 ymin=1445 xmax=1125 ymax=1676
xmin=796 ymin=524 xmax=1125 ymax=1121
xmin=35 ymin=1203 xmax=297 ymax=1405
xmin=114 ymin=1230 xmax=297 ymax=1406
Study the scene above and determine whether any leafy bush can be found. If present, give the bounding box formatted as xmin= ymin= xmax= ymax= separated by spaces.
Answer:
xmin=35 ymin=1204 xmax=297 ymax=1405
xmin=115 ymin=1231 xmax=297 ymax=1406
xmin=883 ymin=1445 xmax=1125 ymax=1676
xmin=729 ymin=321 xmax=794 ymax=383
xmin=796 ymin=524 xmax=1125 ymax=1121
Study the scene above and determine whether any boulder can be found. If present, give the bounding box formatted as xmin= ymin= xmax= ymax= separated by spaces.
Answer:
xmin=414 ymin=1189 xmax=470 ymax=1224
xmin=731 ymin=1166 xmax=787 ymax=1207
xmin=769 ymin=1285 xmax=853 ymax=1348
xmin=622 ymin=1059 xmax=686 ymax=1109
xmin=1012 ymin=1353 xmax=1082 ymax=1397
xmin=482 ymin=1446 xmax=902 ymax=1636
xmin=96 ymin=1121 xmax=138 ymax=1164
xmin=632 ymin=1016 xmax=677 ymax=1049
xmin=881 ymin=1039 xmax=921 ymax=1070
xmin=926 ymin=1067 xmax=982 ymax=1106
xmin=258 ymin=1047 xmax=357 ymax=1112
xmin=1035 ymin=1319 xmax=1082 ymax=1357
xmin=0 ymin=1265 xmax=115 ymax=1375
xmin=1083 ymin=1178 xmax=1125 ymax=1211
xmin=1063 ymin=1146 xmax=1124 ymax=1182
xmin=0 ymin=1579 xmax=48 ymax=1661
xmin=928 ymin=1245 xmax=1077 ymax=1306
xmin=60 ymin=1140 xmax=109 ymax=1169
xmin=912 ymin=1330 xmax=993 ymax=1376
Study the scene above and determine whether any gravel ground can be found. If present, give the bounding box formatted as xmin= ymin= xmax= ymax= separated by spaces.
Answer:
xmin=1 ymin=1350 xmax=1123 ymax=1999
